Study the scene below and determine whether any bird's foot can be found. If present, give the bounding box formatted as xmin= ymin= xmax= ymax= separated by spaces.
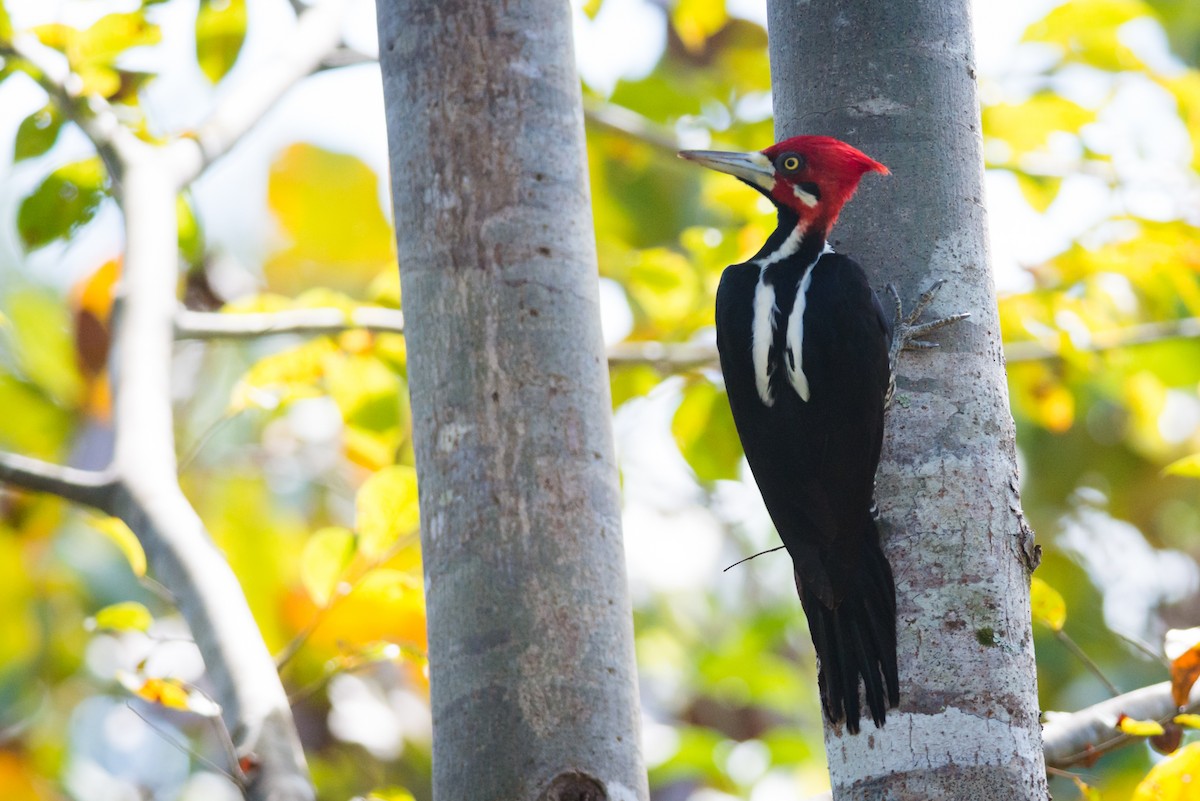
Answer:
xmin=886 ymin=280 xmax=970 ymax=371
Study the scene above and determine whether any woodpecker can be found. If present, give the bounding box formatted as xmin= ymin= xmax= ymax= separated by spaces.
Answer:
xmin=680 ymin=136 xmax=966 ymax=733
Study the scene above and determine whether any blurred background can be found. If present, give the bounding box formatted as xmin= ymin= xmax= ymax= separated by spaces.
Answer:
xmin=1 ymin=0 xmax=1199 ymax=798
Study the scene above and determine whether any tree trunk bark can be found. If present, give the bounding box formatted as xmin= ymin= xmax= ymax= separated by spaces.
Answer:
xmin=765 ymin=1 xmax=1048 ymax=798
xmin=375 ymin=3 xmax=648 ymax=800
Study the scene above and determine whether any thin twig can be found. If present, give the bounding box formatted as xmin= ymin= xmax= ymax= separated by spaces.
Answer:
xmin=124 ymin=702 xmax=242 ymax=784
xmin=1056 ymin=630 xmax=1121 ymax=697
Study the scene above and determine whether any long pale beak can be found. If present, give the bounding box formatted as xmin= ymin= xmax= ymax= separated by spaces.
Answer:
xmin=678 ymin=150 xmax=775 ymax=192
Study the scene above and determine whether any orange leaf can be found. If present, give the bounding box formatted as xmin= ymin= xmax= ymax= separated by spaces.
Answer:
xmin=1166 ymin=628 xmax=1200 ymax=707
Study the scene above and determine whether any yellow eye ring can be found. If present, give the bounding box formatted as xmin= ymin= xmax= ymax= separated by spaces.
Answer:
xmin=776 ymin=152 xmax=805 ymax=173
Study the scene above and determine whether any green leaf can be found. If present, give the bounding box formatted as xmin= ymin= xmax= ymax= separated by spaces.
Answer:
xmin=17 ymin=158 xmax=109 ymax=250
xmin=300 ymin=526 xmax=356 ymax=606
xmin=196 ymin=0 xmax=247 ymax=84
xmin=0 ymin=2 xmax=13 ymax=43
xmin=89 ymin=601 xmax=153 ymax=633
xmin=1164 ymin=453 xmax=1200 ymax=478
xmin=671 ymin=379 xmax=743 ymax=482
xmin=355 ymin=465 xmax=420 ymax=559
xmin=1030 ymin=576 xmax=1067 ymax=631
xmin=5 ymin=285 xmax=85 ymax=407
xmin=327 ymin=354 xmax=403 ymax=433
xmin=14 ymin=105 xmax=65 ymax=162
xmin=177 ymin=193 xmax=204 ymax=265
xmin=0 ymin=373 xmax=74 ymax=458
xmin=610 ymin=363 xmax=661 ymax=409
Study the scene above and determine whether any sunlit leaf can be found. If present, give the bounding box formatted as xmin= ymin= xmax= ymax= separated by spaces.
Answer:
xmin=327 ymin=353 xmax=402 ymax=433
xmin=230 ymin=338 xmax=337 ymax=411
xmin=1030 ymin=576 xmax=1066 ymax=631
xmin=355 ymin=465 xmax=420 ymax=559
xmin=301 ymin=526 xmax=356 ymax=607
xmin=1166 ymin=627 xmax=1200 ymax=707
xmin=1132 ymin=742 xmax=1200 ymax=801
xmin=196 ymin=0 xmax=246 ymax=83
xmin=1068 ymin=775 xmax=1103 ymax=801
xmin=14 ymin=104 xmax=64 ymax=162
xmin=1023 ymin=0 xmax=1148 ymax=71
xmin=0 ymin=374 xmax=73 ymax=458
xmin=117 ymin=673 xmax=220 ymax=716
xmin=581 ymin=0 xmax=604 ymax=17
xmin=1163 ymin=453 xmax=1200 ymax=479
xmin=673 ymin=0 xmax=728 ymax=53
xmin=264 ymin=144 xmax=397 ymax=295
xmin=672 ymin=379 xmax=742 ymax=482
xmin=0 ymin=3 xmax=12 ymax=43
xmin=77 ymin=12 xmax=160 ymax=66
xmin=366 ymin=789 xmax=417 ymax=801
xmin=1015 ymin=173 xmax=1063 ymax=213
xmin=88 ymin=601 xmax=153 ymax=633
xmin=625 ymin=248 xmax=702 ymax=334
xmin=610 ymin=363 xmax=661 ymax=409
xmin=89 ymin=514 xmax=146 ymax=577
xmin=177 ymin=193 xmax=204 ymax=265
xmin=1117 ymin=713 xmax=1165 ymax=737
xmin=5 ymin=284 xmax=85 ymax=408
xmin=983 ymin=93 xmax=1095 ymax=160
xmin=17 ymin=158 xmax=109 ymax=250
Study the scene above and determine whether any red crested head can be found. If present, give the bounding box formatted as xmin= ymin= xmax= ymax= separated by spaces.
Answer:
xmin=679 ymin=136 xmax=888 ymax=238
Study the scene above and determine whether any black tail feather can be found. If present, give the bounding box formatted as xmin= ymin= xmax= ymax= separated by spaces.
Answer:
xmin=796 ymin=526 xmax=899 ymax=734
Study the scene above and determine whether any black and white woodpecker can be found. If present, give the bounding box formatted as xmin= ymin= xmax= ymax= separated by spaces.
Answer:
xmin=680 ymin=136 xmax=967 ymax=734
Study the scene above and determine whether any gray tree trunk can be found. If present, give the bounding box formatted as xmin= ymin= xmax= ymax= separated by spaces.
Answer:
xmin=765 ymin=1 xmax=1049 ymax=798
xmin=375 ymin=2 xmax=648 ymax=800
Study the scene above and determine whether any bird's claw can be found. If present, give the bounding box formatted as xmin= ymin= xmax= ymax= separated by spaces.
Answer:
xmin=886 ymin=280 xmax=970 ymax=376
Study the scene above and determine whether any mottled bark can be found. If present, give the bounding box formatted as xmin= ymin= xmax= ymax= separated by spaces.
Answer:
xmin=375 ymin=2 xmax=647 ymax=800
xmin=765 ymin=1 xmax=1048 ymax=798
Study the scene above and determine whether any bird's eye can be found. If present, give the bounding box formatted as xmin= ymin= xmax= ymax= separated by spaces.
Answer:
xmin=777 ymin=153 xmax=805 ymax=174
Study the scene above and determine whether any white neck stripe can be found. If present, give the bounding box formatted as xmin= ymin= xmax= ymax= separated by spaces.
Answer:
xmin=751 ymin=280 xmax=777 ymax=406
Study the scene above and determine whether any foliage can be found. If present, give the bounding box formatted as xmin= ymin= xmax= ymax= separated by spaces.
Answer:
xmin=1 ymin=0 xmax=1199 ymax=799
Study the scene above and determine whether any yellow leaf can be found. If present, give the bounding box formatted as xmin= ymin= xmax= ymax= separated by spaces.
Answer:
xmin=983 ymin=93 xmax=1094 ymax=160
xmin=1173 ymin=714 xmax=1200 ymax=729
xmin=231 ymin=339 xmax=337 ymax=411
xmin=672 ymin=0 xmax=728 ymax=52
xmin=355 ymin=465 xmax=420 ymax=559
xmin=1118 ymin=714 xmax=1165 ymax=737
xmin=264 ymin=144 xmax=396 ymax=296
xmin=367 ymin=789 xmax=417 ymax=801
xmin=301 ymin=527 xmax=356 ymax=607
xmin=117 ymin=673 xmax=221 ymax=716
xmin=90 ymin=514 xmax=146 ymax=577
xmin=1132 ymin=741 xmax=1200 ymax=801
xmin=1030 ymin=576 xmax=1066 ymax=631
xmin=1164 ymin=453 xmax=1200 ymax=479
xmin=89 ymin=601 xmax=153 ymax=633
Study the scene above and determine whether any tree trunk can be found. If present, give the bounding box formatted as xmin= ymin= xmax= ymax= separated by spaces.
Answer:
xmin=375 ymin=2 xmax=648 ymax=800
xmin=765 ymin=1 xmax=1048 ymax=798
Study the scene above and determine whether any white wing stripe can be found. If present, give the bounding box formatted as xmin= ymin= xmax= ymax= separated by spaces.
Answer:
xmin=785 ymin=265 xmax=815 ymax=402
xmin=751 ymin=280 xmax=777 ymax=406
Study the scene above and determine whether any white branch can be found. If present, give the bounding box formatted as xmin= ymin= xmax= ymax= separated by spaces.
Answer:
xmin=169 ymin=0 xmax=351 ymax=185
xmin=176 ymin=306 xmax=405 ymax=339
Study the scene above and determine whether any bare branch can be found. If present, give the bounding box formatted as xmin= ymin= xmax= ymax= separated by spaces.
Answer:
xmin=582 ymin=96 xmax=681 ymax=155
xmin=0 ymin=451 xmax=116 ymax=511
xmin=113 ymin=152 xmax=313 ymax=800
xmin=176 ymin=307 xmax=405 ymax=339
xmin=1043 ymin=680 xmax=1200 ymax=769
xmin=169 ymin=0 xmax=351 ymax=184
